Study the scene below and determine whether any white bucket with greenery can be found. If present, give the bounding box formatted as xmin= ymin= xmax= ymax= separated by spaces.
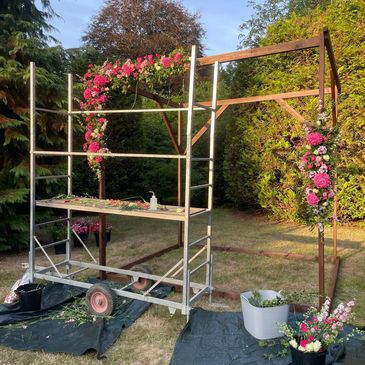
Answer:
xmin=240 ymin=290 xmax=289 ymax=340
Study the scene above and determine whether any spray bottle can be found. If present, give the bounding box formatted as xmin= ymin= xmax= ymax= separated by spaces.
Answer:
xmin=149 ymin=191 xmax=157 ymax=210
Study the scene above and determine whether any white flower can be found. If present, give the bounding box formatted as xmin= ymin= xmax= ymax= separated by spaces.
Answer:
xmin=323 ymin=155 xmax=330 ymax=161
xmin=323 ymin=202 xmax=328 ymax=207
xmin=313 ymin=149 xmax=319 ymax=155
xmin=306 ymin=342 xmax=315 ymax=352
xmin=306 ymin=144 xmax=312 ymax=150
xmin=313 ymin=189 xmax=319 ymax=193
xmin=298 ymin=346 xmax=306 ymax=352
xmin=313 ymin=341 xmax=322 ymax=352
xmin=316 ymin=120 xmax=321 ymax=126
xmin=289 ymin=339 xmax=298 ymax=348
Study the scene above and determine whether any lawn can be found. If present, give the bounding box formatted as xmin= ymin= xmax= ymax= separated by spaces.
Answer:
xmin=0 ymin=208 xmax=364 ymax=365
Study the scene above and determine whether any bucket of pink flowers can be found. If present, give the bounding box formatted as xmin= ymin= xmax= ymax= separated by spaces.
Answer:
xmin=280 ymin=297 xmax=355 ymax=365
xmin=71 ymin=218 xmax=89 ymax=247
xmin=89 ymin=221 xmax=112 ymax=247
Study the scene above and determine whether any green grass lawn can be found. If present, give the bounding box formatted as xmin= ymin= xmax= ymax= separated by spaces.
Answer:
xmin=0 ymin=208 xmax=364 ymax=364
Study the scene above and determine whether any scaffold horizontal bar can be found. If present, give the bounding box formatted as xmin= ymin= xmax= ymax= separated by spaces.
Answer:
xmin=190 ymin=209 xmax=211 ymax=218
xmin=35 ymin=239 xmax=69 ymax=250
xmin=190 ymin=260 xmax=209 ymax=276
xmin=33 ymin=151 xmax=187 ymax=159
xmin=35 ymin=217 xmax=69 ymax=227
xmin=35 ymin=107 xmax=68 ymax=115
xmin=35 ymin=175 xmax=70 ymax=180
xmin=35 ymin=260 xmax=68 ymax=274
xmin=33 ymin=272 xmax=185 ymax=311
xmin=191 ymin=157 xmax=213 ymax=161
xmin=190 ymin=183 xmax=211 ymax=191
xmin=189 ymin=235 xmax=210 ymax=247
xmin=70 ymin=107 xmax=205 ymax=115
xmin=190 ymin=286 xmax=210 ymax=304
xmin=68 ymin=260 xmax=206 ymax=290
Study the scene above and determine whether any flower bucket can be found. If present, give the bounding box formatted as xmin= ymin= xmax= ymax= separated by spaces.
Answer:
xmin=95 ymin=230 xmax=111 ymax=247
xmin=73 ymin=232 xmax=89 ymax=247
xmin=290 ymin=346 xmax=327 ymax=365
xmin=54 ymin=242 xmax=66 ymax=255
xmin=240 ymin=290 xmax=289 ymax=340
xmin=15 ymin=283 xmax=44 ymax=311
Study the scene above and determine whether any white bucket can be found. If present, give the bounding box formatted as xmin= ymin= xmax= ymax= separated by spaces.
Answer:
xmin=240 ymin=290 xmax=289 ymax=340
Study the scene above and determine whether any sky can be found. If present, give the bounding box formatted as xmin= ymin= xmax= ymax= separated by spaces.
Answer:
xmin=36 ymin=0 xmax=254 ymax=56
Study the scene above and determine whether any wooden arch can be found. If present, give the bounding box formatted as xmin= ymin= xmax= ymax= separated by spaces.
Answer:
xmin=109 ymin=28 xmax=340 ymax=308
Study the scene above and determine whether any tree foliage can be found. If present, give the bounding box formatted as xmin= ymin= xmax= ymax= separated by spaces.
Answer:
xmin=225 ymin=0 xmax=365 ymax=221
xmin=239 ymin=0 xmax=332 ymax=48
xmin=0 ymin=0 xmax=68 ymax=250
xmin=82 ymin=0 xmax=205 ymax=59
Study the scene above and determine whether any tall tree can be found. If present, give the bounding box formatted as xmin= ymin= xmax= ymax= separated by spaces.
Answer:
xmin=0 ymin=0 xmax=68 ymax=250
xmin=82 ymin=0 xmax=205 ymax=58
xmin=239 ymin=0 xmax=332 ymax=48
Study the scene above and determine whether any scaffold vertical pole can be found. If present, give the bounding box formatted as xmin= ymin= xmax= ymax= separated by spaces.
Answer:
xmin=66 ymin=73 xmax=73 ymax=266
xmin=183 ymin=45 xmax=197 ymax=317
xmin=206 ymin=61 xmax=219 ymax=302
xmin=29 ymin=62 xmax=36 ymax=283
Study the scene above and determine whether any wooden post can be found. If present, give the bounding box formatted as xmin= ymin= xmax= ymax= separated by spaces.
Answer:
xmin=99 ymin=170 xmax=106 ymax=280
xmin=330 ymin=71 xmax=338 ymax=263
xmin=318 ymin=30 xmax=326 ymax=307
xmin=177 ymin=111 xmax=183 ymax=246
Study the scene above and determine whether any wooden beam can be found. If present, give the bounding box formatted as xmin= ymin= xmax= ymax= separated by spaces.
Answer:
xmin=197 ymin=36 xmax=320 ymax=65
xmin=319 ymin=31 xmax=326 ymax=107
xmin=189 ymin=105 xmax=229 ymax=149
xmin=197 ymin=88 xmax=331 ymax=107
xmin=155 ymin=100 xmax=182 ymax=154
xmin=324 ymin=28 xmax=341 ymax=94
xmin=331 ymin=71 xmax=338 ymax=262
xmin=328 ymin=257 xmax=340 ymax=311
xmin=275 ymin=99 xmax=306 ymax=123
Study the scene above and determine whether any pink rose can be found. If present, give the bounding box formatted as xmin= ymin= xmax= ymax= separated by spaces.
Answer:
xmin=173 ymin=52 xmax=183 ymax=63
xmin=95 ymin=156 xmax=103 ymax=163
xmin=300 ymin=339 xmax=308 ymax=348
xmin=307 ymin=193 xmax=319 ymax=206
xmin=314 ymin=173 xmax=331 ymax=188
xmin=301 ymin=323 xmax=308 ymax=333
xmin=84 ymin=130 xmax=92 ymax=141
xmin=83 ymin=88 xmax=92 ymax=99
xmin=307 ymin=132 xmax=323 ymax=146
xmin=88 ymin=141 xmax=100 ymax=153
xmin=93 ymin=75 xmax=109 ymax=87
xmin=161 ymin=57 xmax=172 ymax=68
xmin=308 ymin=164 xmax=313 ymax=169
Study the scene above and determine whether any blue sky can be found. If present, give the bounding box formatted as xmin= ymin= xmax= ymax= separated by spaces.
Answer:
xmin=36 ymin=0 xmax=254 ymax=55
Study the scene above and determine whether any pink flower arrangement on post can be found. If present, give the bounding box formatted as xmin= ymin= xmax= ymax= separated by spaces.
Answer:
xmin=80 ymin=49 xmax=190 ymax=179
xmin=281 ymin=297 xmax=356 ymax=353
xmin=300 ymin=105 xmax=339 ymax=226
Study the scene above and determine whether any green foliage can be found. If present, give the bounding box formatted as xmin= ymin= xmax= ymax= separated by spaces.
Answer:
xmin=224 ymin=0 xmax=365 ymax=221
xmin=0 ymin=1 xmax=68 ymax=250
xmin=248 ymin=290 xmax=287 ymax=307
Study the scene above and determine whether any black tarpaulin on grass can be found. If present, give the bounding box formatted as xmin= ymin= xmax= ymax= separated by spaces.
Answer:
xmin=0 ymin=281 xmax=170 ymax=356
xmin=169 ymin=308 xmax=365 ymax=365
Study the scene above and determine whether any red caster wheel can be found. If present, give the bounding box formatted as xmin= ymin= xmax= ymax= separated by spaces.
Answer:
xmin=86 ymin=283 xmax=116 ymax=316
xmin=130 ymin=264 xmax=153 ymax=292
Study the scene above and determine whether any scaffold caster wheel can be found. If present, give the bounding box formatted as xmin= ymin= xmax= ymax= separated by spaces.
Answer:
xmin=130 ymin=264 xmax=153 ymax=292
xmin=86 ymin=283 xmax=116 ymax=316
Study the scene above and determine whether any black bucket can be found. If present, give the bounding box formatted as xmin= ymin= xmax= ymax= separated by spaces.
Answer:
xmin=15 ymin=283 xmax=44 ymax=311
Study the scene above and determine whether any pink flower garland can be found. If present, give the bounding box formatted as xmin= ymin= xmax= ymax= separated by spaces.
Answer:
xmin=300 ymin=109 xmax=338 ymax=225
xmin=80 ymin=49 xmax=190 ymax=179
